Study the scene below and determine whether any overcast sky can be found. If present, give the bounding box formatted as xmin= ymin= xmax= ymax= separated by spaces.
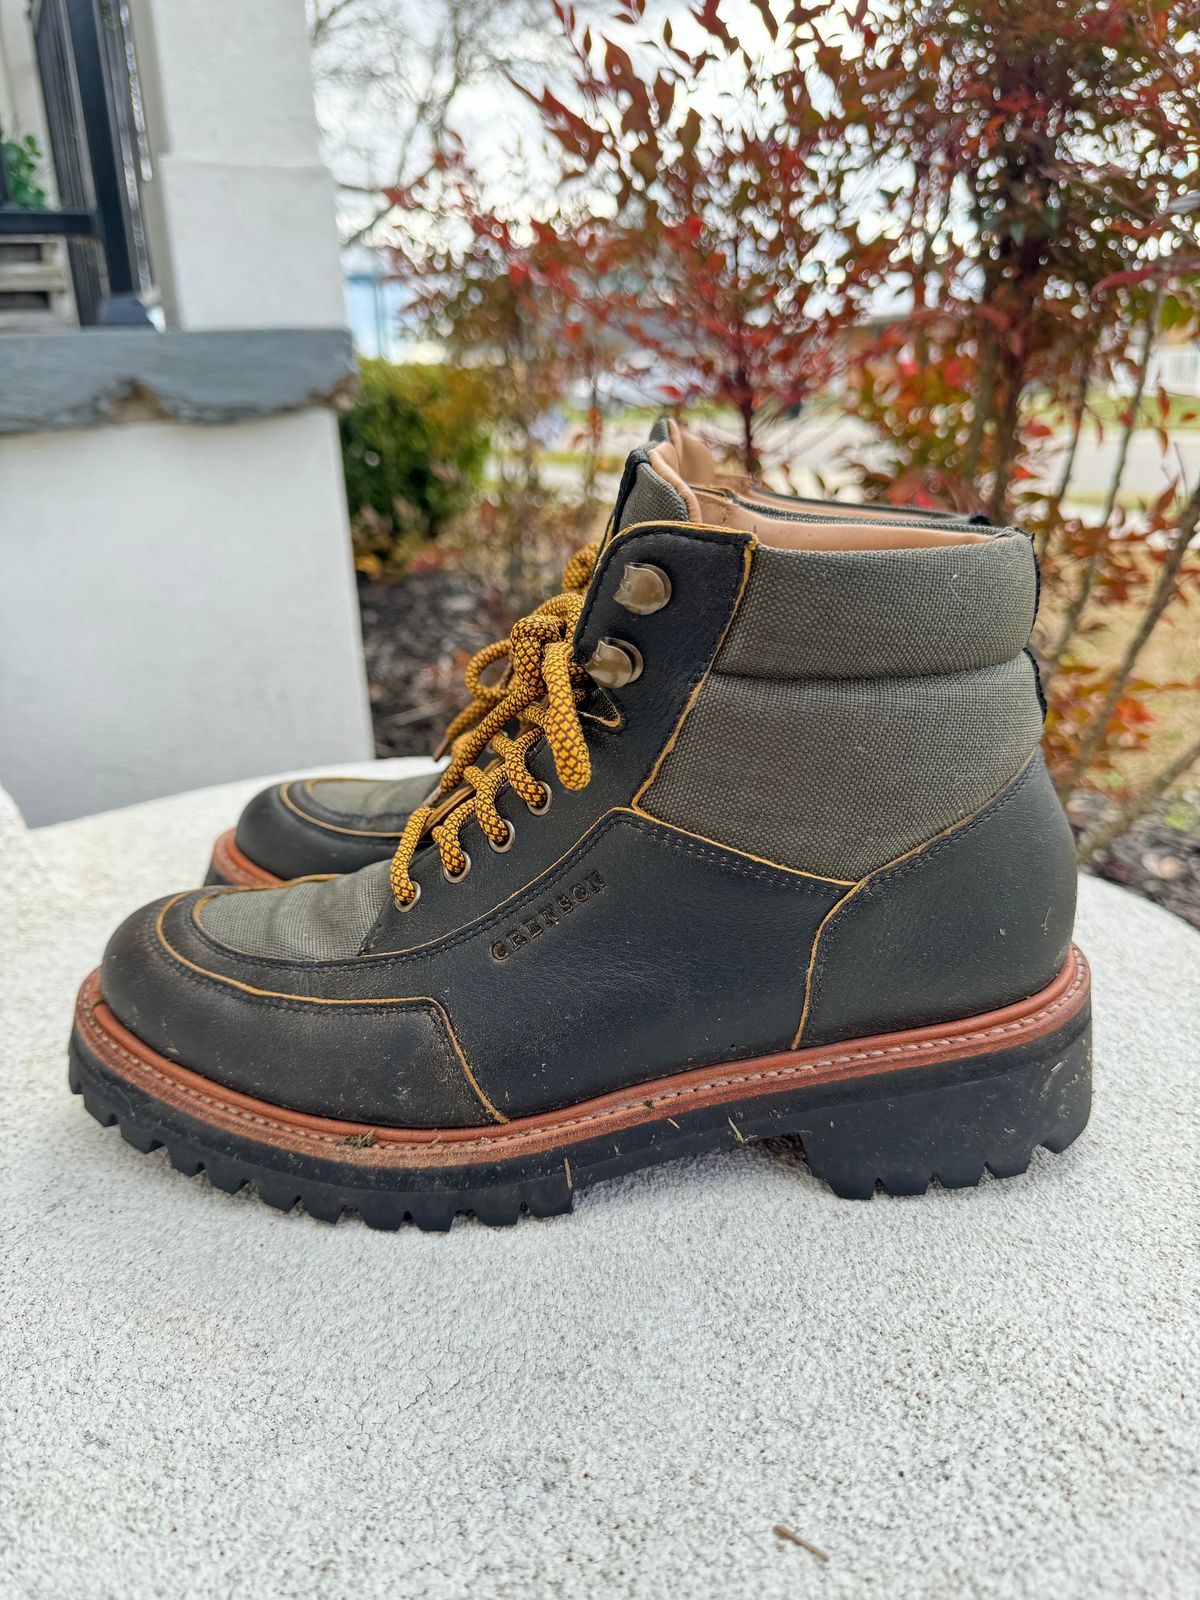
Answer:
xmin=311 ymin=1 xmax=861 ymax=240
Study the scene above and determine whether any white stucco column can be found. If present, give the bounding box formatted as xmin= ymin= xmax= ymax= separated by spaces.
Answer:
xmin=0 ymin=0 xmax=373 ymax=825
xmin=0 ymin=0 xmax=51 ymax=154
xmin=126 ymin=0 xmax=344 ymax=329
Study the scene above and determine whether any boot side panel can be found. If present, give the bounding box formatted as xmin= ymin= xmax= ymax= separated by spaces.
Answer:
xmin=639 ymin=533 xmax=1045 ymax=882
xmin=800 ymin=755 xmax=1077 ymax=1046
xmin=641 ymin=655 xmax=1046 ymax=881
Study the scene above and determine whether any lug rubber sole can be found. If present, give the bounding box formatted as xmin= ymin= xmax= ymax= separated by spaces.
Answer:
xmin=68 ymin=949 xmax=1091 ymax=1230
xmin=205 ymin=828 xmax=284 ymax=888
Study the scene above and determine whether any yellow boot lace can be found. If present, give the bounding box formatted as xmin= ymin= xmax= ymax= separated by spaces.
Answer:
xmin=389 ymin=542 xmax=600 ymax=909
xmin=434 ymin=543 xmax=598 ymax=759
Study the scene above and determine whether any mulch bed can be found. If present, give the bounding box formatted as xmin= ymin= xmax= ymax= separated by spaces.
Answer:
xmin=1068 ymin=790 xmax=1200 ymax=932
xmin=359 ymin=571 xmax=1200 ymax=933
xmin=359 ymin=569 xmax=507 ymax=764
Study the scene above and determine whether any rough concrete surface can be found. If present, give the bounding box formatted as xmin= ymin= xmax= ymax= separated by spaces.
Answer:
xmin=2 ymin=762 xmax=1197 ymax=1600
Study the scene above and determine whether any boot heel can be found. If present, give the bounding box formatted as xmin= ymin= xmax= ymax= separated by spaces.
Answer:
xmin=798 ymin=1010 xmax=1092 ymax=1199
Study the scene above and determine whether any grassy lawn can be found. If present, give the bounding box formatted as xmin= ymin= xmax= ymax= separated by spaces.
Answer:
xmin=1033 ymin=390 xmax=1200 ymax=431
xmin=1058 ymin=485 xmax=1184 ymax=514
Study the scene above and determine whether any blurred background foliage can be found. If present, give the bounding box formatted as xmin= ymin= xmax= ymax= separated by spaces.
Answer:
xmin=316 ymin=0 xmax=1200 ymax=899
xmin=341 ymin=358 xmax=492 ymax=576
xmin=1 ymin=126 xmax=47 ymax=209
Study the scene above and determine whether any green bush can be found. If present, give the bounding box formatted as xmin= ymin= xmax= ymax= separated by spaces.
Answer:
xmin=1 ymin=129 xmax=48 ymax=210
xmin=340 ymin=359 xmax=492 ymax=573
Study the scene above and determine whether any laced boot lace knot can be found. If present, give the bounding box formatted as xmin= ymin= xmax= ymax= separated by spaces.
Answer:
xmin=389 ymin=542 xmax=600 ymax=909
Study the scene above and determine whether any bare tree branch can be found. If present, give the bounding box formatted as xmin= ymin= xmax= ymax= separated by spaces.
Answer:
xmin=1075 ymin=729 xmax=1200 ymax=862
xmin=1057 ymin=470 xmax=1200 ymax=799
xmin=1043 ymin=297 xmax=1160 ymax=684
xmin=308 ymin=0 xmax=545 ymax=247
xmin=1050 ymin=333 xmax=1099 ymax=505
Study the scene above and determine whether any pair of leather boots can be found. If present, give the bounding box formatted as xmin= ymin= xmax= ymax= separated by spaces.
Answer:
xmin=69 ymin=423 xmax=1091 ymax=1229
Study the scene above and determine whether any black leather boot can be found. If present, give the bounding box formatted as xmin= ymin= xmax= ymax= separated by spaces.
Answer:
xmin=206 ymin=425 xmax=988 ymax=887
xmin=70 ymin=436 xmax=1087 ymax=1227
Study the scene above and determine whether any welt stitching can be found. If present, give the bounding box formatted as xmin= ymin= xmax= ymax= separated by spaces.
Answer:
xmin=83 ymin=993 xmax=470 ymax=1137
xmin=81 ymin=957 xmax=1086 ymax=1156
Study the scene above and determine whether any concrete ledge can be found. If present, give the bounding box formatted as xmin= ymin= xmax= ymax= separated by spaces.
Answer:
xmin=0 ymin=327 xmax=356 ymax=433
xmin=2 ymin=766 xmax=1197 ymax=1598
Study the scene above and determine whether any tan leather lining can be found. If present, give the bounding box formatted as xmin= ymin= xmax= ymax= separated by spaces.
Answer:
xmin=76 ymin=949 xmax=1088 ymax=1170
xmin=665 ymin=418 xmax=718 ymax=483
xmin=647 ymin=437 xmax=987 ymax=551
xmin=693 ymin=490 xmax=990 ymax=549
xmin=726 ymin=484 xmax=967 ymax=526
xmin=645 ymin=439 xmax=702 ymax=521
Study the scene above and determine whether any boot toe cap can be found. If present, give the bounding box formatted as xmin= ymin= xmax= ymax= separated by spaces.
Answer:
xmin=97 ymin=890 xmax=490 ymax=1128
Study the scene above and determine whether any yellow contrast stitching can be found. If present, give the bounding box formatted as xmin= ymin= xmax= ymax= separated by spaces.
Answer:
xmin=627 ymin=816 xmax=855 ymax=888
xmin=83 ymin=952 xmax=1086 ymax=1156
xmin=791 ymin=754 xmax=1044 ymax=1047
xmin=154 ymin=896 xmax=506 ymax=1124
xmin=791 ymin=883 xmax=867 ymax=1047
xmin=280 ymin=781 xmax=411 ymax=840
xmin=196 ymin=809 xmax=850 ymax=968
xmin=632 ymin=536 xmax=755 ymax=808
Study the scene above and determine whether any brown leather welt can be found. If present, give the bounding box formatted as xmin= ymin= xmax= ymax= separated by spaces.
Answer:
xmin=75 ymin=950 xmax=1089 ymax=1172
xmin=209 ymin=829 xmax=284 ymax=888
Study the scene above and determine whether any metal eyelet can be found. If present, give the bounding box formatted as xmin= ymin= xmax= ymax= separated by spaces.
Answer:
xmin=615 ymin=562 xmax=672 ymax=615
xmin=443 ymin=851 xmax=472 ymax=884
xmin=397 ymin=881 xmax=422 ymax=912
xmin=488 ymin=822 xmax=516 ymax=853
xmin=585 ymin=637 xmax=644 ymax=689
xmin=526 ymin=785 xmax=552 ymax=815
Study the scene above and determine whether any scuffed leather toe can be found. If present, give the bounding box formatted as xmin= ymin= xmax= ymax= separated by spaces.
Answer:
xmin=98 ymin=891 xmax=489 ymax=1127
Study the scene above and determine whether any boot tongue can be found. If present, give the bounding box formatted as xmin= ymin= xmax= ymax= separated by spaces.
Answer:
xmin=608 ymin=434 xmax=700 ymax=536
xmin=614 ymin=453 xmax=689 ymax=530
